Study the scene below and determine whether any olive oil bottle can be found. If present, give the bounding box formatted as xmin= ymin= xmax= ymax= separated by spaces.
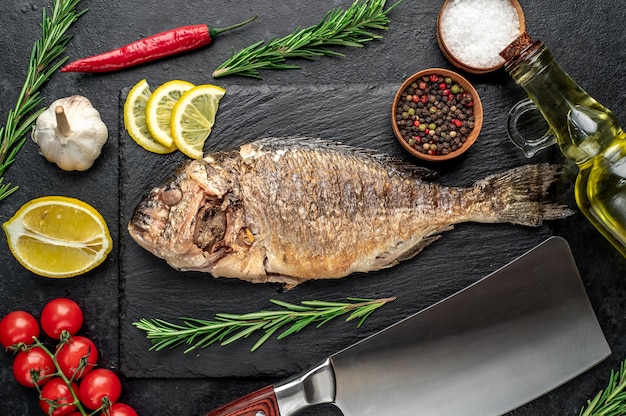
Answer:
xmin=502 ymin=33 xmax=626 ymax=257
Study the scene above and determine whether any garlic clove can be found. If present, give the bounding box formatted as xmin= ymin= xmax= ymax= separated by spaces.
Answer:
xmin=32 ymin=95 xmax=108 ymax=171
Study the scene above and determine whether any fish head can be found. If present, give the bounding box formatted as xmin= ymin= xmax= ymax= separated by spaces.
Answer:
xmin=127 ymin=185 xmax=176 ymax=254
xmin=127 ymin=162 xmax=231 ymax=271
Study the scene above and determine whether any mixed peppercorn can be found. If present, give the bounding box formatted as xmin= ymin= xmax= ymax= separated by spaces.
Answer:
xmin=395 ymin=73 xmax=475 ymax=157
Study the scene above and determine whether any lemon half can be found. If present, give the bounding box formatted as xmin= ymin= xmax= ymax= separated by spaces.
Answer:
xmin=3 ymin=196 xmax=113 ymax=278
xmin=124 ymin=79 xmax=177 ymax=154
xmin=170 ymin=84 xmax=226 ymax=159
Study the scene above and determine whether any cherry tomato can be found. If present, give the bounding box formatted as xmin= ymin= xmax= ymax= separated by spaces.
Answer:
xmin=0 ymin=310 xmax=40 ymax=348
xmin=108 ymin=403 xmax=138 ymax=416
xmin=78 ymin=368 xmax=122 ymax=410
xmin=39 ymin=377 xmax=78 ymax=416
xmin=56 ymin=335 xmax=98 ymax=380
xmin=41 ymin=298 xmax=84 ymax=339
xmin=12 ymin=346 xmax=55 ymax=387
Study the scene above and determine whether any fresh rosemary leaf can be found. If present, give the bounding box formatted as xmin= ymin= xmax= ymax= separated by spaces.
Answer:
xmin=270 ymin=298 xmax=315 ymax=312
xmin=301 ymin=300 xmax=350 ymax=307
xmin=579 ymin=359 xmax=626 ymax=416
xmin=212 ymin=0 xmax=402 ymax=79
xmin=277 ymin=315 xmax=318 ymax=340
xmin=252 ymin=325 xmax=283 ymax=352
xmin=133 ymin=297 xmax=396 ymax=352
xmin=0 ymin=0 xmax=86 ymax=202
xmin=222 ymin=322 xmax=265 ymax=345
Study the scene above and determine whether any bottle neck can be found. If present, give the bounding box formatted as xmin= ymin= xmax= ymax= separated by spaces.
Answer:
xmin=505 ymin=41 xmax=561 ymax=85
xmin=505 ymin=41 xmax=603 ymax=162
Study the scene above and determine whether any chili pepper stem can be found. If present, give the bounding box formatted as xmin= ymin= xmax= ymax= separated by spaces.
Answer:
xmin=210 ymin=15 xmax=258 ymax=38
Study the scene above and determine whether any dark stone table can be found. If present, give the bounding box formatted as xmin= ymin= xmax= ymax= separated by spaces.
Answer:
xmin=1 ymin=0 xmax=625 ymax=415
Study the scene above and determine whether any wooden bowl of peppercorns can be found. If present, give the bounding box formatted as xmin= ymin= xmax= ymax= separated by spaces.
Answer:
xmin=392 ymin=68 xmax=482 ymax=161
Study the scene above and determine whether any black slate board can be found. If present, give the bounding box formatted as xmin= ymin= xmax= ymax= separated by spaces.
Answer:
xmin=119 ymin=83 xmax=556 ymax=378
xmin=2 ymin=0 xmax=626 ymax=414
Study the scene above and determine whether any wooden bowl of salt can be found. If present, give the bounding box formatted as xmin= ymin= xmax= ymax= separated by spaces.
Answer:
xmin=437 ymin=0 xmax=526 ymax=74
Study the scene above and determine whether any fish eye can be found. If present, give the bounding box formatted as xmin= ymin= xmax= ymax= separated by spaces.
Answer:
xmin=161 ymin=186 xmax=183 ymax=206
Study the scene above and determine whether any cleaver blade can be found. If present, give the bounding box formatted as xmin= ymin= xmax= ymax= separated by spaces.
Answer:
xmin=204 ymin=237 xmax=611 ymax=416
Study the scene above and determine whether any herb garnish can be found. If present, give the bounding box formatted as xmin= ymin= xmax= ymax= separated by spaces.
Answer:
xmin=134 ymin=297 xmax=396 ymax=352
xmin=0 ymin=0 xmax=86 ymax=202
xmin=579 ymin=359 xmax=626 ymax=416
xmin=212 ymin=0 xmax=402 ymax=79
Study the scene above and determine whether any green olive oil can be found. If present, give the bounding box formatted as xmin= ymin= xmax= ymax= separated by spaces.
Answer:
xmin=505 ymin=37 xmax=626 ymax=257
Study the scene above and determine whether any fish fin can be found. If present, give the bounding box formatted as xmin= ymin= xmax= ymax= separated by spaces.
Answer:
xmin=374 ymin=232 xmax=447 ymax=270
xmin=471 ymin=164 xmax=574 ymax=226
xmin=396 ymin=234 xmax=445 ymax=262
xmin=263 ymin=274 xmax=307 ymax=290
xmin=249 ymin=137 xmax=439 ymax=181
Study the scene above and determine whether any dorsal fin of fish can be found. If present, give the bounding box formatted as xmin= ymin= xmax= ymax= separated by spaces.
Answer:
xmin=245 ymin=137 xmax=439 ymax=181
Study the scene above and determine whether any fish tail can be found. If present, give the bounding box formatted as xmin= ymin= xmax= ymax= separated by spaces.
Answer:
xmin=469 ymin=164 xmax=574 ymax=226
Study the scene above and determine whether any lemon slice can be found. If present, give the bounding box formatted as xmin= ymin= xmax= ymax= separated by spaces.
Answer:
xmin=3 ymin=196 xmax=113 ymax=278
xmin=146 ymin=80 xmax=195 ymax=147
xmin=124 ymin=79 xmax=176 ymax=154
xmin=171 ymin=84 xmax=226 ymax=159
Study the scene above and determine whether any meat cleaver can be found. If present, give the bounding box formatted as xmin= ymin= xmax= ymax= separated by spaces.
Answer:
xmin=204 ymin=237 xmax=611 ymax=416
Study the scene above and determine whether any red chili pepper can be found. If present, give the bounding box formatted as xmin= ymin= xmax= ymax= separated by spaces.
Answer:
xmin=61 ymin=16 xmax=257 ymax=73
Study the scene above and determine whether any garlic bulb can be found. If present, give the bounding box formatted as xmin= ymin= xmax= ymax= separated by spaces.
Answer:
xmin=32 ymin=95 xmax=108 ymax=171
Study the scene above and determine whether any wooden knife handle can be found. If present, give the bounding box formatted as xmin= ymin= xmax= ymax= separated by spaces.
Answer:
xmin=205 ymin=385 xmax=281 ymax=416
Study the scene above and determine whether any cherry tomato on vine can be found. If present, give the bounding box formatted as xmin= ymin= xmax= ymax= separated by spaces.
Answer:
xmin=0 ymin=310 xmax=40 ymax=348
xmin=78 ymin=368 xmax=122 ymax=410
xmin=56 ymin=335 xmax=98 ymax=380
xmin=41 ymin=298 xmax=83 ymax=339
xmin=108 ymin=403 xmax=139 ymax=416
xmin=12 ymin=346 xmax=55 ymax=387
xmin=39 ymin=377 xmax=78 ymax=416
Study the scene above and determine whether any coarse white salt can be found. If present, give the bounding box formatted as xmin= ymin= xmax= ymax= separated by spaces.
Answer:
xmin=440 ymin=0 xmax=521 ymax=69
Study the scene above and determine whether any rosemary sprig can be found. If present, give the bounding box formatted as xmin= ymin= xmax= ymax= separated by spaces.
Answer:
xmin=212 ymin=0 xmax=402 ymax=78
xmin=0 ymin=0 xmax=86 ymax=202
xmin=579 ymin=359 xmax=626 ymax=416
xmin=134 ymin=297 xmax=396 ymax=352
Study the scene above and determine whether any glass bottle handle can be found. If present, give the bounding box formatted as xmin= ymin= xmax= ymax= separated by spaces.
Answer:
xmin=506 ymin=98 xmax=556 ymax=158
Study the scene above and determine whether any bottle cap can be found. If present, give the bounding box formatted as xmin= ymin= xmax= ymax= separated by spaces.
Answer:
xmin=500 ymin=31 xmax=533 ymax=62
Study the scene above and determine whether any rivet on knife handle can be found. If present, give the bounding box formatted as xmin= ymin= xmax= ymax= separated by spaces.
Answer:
xmin=204 ymin=385 xmax=280 ymax=416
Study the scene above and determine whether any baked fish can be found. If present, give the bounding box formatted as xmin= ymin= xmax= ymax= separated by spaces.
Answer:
xmin=128 ymin=137 xmax=571 ymax=287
